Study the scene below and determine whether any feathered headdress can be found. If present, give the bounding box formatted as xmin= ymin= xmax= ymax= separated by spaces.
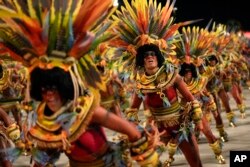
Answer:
xmin=210 ymin=23 xmax=231 ymax=56
xmin=0 ymin=0 xmax=115 ymax=90
xmin=110 ymin=0 xmax=197 ymax=74
xmin=175 ymin=26 xmax=214 ymax=66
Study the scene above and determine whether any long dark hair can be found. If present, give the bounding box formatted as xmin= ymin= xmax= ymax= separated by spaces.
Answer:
xmin=30 ymin=67 xmax=74 ymax=101
xmin=136 ymin=43 xmax=165 ymax=68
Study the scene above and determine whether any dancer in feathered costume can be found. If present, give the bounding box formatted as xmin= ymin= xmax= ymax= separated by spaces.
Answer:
xmin=0 ymin=0 xmax=160 ymax=166
xmin=175 ymin=26 xmax=226 ymax=164
xmin=221 ymin=32 xmax=248 ymax=119
xmin=94 ymin=44 xmax=126 ymax=118
xmin=110 ymin=0 xmax=203 ymax=166
xmin=201 ymin=23 xmax=237 ymax=128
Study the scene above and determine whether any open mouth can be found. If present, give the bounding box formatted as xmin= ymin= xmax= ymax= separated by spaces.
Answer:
xmin=147 ymin=59 xmax=154 ymax=63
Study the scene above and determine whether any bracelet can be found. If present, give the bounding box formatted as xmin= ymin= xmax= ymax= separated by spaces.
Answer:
xmin=21 ymin=100 xmax=34 ymax=112
xmin=191 ymin=100 xmax=200 ymax=108
xmin=130 ymin=136 xmax=147 ymax=147
xmin=191 ymin=100 xmax=202 ymax=123
xmin=6 ymin=123 xmax=21 ymax=142
xmin=125 ymin=108 xmax=140 ymax=122
xmin=130 ymin=134 xmax=149 ymax=155
xmin=207 ymin=101 xmax=217 ymax=112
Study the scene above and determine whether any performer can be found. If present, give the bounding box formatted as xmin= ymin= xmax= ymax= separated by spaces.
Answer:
xmin=203 ymin=24 xmax=237 ymax=127
xmin=222 ymin=33 xmax=248 ymax=118
xmin=179 ymin=63 xmax=225 ymax=164
xmin=0 ymin=0 xmax=160 ymax=166
xmin=205 ymin=55 xmax=237 ymax=127
xmin=95 ymin=55 xmax=126 ymax=117
xmin=110 ymin=0 xmax=203 ymax=166
xmin=175 ymin=26 xmax=225 ymax=164
xmin=221 ymin=53 xmax=246 ymax=119
xmin=198 ymin=64 xmax=229 ymax=142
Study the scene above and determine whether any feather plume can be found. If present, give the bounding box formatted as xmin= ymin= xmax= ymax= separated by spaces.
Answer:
xmin=175 ymin=25 xmax=215 ymax=65
xmin=110 ymin=0 xmax=197 ymax=76
xmin=0 ymin=0 xmax=115 ymax=89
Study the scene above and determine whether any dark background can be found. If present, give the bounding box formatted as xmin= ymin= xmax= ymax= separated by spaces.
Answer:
xmin=118 ymin=0 xmax=250 ymax=31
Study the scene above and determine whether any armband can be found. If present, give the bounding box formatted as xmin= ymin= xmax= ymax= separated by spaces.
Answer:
xmin=21 ymin=100 xmax=34 ymax=112
xmin=6 ymin=123 xmax=21 ymax=143
xmin=191 ymin=100 xmax=202 ymax=124
xmin=125 ymin=108 xmax=140 ymax=123
xmin=207 ymin=100 xmax=217 ymax=112
xmin=119 ymin=88 xmax=126 ymax=98
xmin=130 ymin=133 xmax=159 ymax=166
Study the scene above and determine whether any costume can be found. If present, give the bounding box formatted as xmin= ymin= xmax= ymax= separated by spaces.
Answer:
xmin=175 ymin=26 xmax=225 ymax=164
xmin=110 ymin=0 xmax=203 ymax=166
xmin=0 ymin=57 xmax=26 ymax=165
xmin=95 ymin=47 xmax=127 ymax=117
xmin=0 ymin=56 xmax=28 ymax=130
xmin=0 ymin=1 xmax=159 ymax=166
xmin=221 ymin=32 xmax=248 ymax=118
xmin=203 ymin=24 xmax=237 ymax=128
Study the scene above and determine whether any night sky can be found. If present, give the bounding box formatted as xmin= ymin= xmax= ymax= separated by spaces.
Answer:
xmin=174 ymin=0 xmax=250 ymax=31
xmin=118 ymin=0 xmax=250 ymax=31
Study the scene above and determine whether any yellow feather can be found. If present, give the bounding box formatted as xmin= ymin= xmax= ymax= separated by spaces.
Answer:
xmin=72 ymin=0 xmax=83 ymax=21
xmin=27 ymin=0 xmax=37 ymax=19
xmin=123 ymin=0 xmax=137 ymax=22
xmin=13 ymin=0 xmax=24 ymax=15
xmin=0 ymin=5 xmax=17 ymax=16
xmin=50 ymin=0 xmax=55 ymax=23
xmin=63 ymin=0 xmax=73 ymax=27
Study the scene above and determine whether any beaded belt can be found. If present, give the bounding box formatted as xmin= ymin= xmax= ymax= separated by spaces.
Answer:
xmin=150 ymin=101 xmax=182 ymax=127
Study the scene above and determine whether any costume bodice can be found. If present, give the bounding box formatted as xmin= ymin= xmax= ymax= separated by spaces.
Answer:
xmin=69 ymin=125 xmax=108 ymax=161
xmin=135 ymin=64 xmax=179 ymax=108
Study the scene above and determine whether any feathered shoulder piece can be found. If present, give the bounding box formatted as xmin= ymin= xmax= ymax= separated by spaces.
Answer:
xmin=175 ymin=26 xmax=214 ymax=66
xmin=0 ymin=0 xmax=114 ymax=89
xmin=110 ymin=0 xmax=196 ymax=72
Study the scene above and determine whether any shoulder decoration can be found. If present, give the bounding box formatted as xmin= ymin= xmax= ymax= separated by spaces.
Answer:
xmin=136 ymin=63 xmax=178 ymax=93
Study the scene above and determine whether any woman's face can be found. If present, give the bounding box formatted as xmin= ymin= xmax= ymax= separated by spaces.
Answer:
xmin=198 ymin=66 xmax=205 ymax=74
xmin=41 ymin=86 xmax=63 ymax=112
xmin=184 ymin=70 xmax=193 ymax=81
xmin=143 ymin=51 xmax=158 ymax=71
xmin=209 ymin=59 xmax=217 ymax=67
